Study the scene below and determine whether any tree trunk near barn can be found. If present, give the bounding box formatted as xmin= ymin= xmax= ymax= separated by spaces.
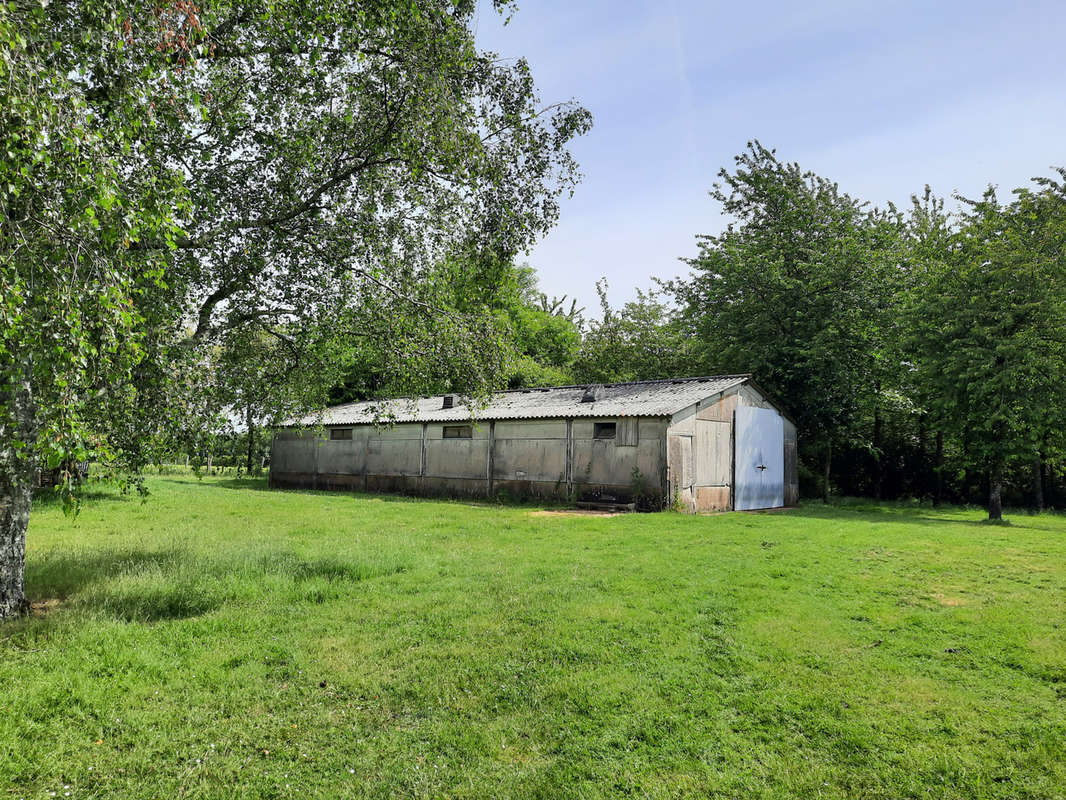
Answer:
xmin=934 ymin=430 xmax=944 ymax=507
xmin=822 ymin=442 xmax=832 ymax=504
xmin=988 ymin=464 xmax=1003 ymax=521
xmin=0 ymin=361 xmax=38 ymax=619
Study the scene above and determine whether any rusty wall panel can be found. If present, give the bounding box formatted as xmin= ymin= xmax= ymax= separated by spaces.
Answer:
xmin=666 ymin=435 xmax=682 ymax=497
xmin=696 ymin=391 xmax=739 ymax=422
xmin=666 ymin=434 xmax=694 ymax=492
xmin=695 ymin=419 xmax=730 ymax=486
xmin=617 ymin=418 xmax=639 ymax=447
xmin=669 ymin=406 xmax=696 ymax=435
xmin=675 ymin=485 xmax=696 ymax=513
xmin=694 ymin=486 xmax=731 ymax=512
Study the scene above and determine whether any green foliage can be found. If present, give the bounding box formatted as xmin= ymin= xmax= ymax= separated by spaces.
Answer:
xmin=1 ymin=0 xmax=591 ymax=613
xmin=573 ymin=280 xmax=694 ymax=384
xmin=1 ymin=1 xmax=189 ymax=503
xmin=6 ymin=476 xmax=1066 ymax=796
xmin=902 ymin=179 xmax=1066 ymax=516
xmin=670 ymin=142 xmax=902 ymax=454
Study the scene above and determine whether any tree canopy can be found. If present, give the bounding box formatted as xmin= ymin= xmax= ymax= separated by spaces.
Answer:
xmin=0 ymin=0 xmax=591 ymax=617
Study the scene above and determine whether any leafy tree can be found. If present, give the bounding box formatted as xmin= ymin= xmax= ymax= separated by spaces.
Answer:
xmin=669 ymin=142 xmax=902 ymax=500
xmin=0 ymin=0 xmax=590 ymax=618
xmin=1 ymin=0 xmax=192 ymax=618
xmin=904 ymin=180 xmax=1066 ymax=519
xmin=572 ymin=280 xmax=694 ymax=384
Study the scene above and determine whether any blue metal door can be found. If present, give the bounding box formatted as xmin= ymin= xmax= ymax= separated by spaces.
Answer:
xmin=734 ymin=407 xmax=784 ymax=510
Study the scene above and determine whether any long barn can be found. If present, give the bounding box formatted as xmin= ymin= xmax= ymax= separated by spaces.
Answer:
xmin=270 ymin=375 xmax=798 ymax=512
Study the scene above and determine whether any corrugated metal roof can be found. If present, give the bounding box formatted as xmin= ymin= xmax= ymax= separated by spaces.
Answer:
xmin=289 ymin=375 xmax=751 ymax=426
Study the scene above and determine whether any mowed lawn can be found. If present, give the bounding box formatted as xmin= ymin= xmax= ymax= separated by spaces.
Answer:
xmin=2 ymin=477 xmax=1065 ymax=799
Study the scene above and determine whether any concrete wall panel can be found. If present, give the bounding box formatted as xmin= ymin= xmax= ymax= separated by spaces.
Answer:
xmin=493 ymin=439 xmax=566 ymax=483
xmin=272 ymin=433 xmax=318 ymax=474
xmin=425 ymin=439 xmax=489 ymax=479
xmin=493 ymin=421 xmax=566 ymax=440
xmin=367 ymin=440 xmax=421 ymax=476
xmin=317 ymin=437 xmax=367 ymax=475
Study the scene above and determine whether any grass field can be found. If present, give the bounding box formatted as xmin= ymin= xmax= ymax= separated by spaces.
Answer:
xmin=2 ymin=475 xmax=1065 ymax=799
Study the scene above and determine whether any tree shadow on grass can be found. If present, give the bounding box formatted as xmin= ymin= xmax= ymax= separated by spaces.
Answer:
xmin=20 ymin=545 xmax=409 ymax=625
xmin=166 ymin=476 xmax=568 ymax=511
xmin=155 ymin=476 xmax=273 ymax=493
xmin=31 ymin=487 xmax=135 ymax=510
xmin=21 ymin=548 xmax=218 ymax=622
xmin=787 ymin=503 xmax=1065 ymax=531
xmin=26 ymin=548 xmax=184 ymax=600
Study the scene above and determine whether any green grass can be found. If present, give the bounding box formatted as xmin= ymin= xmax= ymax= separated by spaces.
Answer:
xmin=2 ymin=476 xmax=1065 ymax=799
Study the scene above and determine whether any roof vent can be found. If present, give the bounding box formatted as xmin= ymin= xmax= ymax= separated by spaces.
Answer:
xmin=442 ymin=395 xmax=454 ymax=409
xmin=581 ymin=384 xmax=602 ymax=403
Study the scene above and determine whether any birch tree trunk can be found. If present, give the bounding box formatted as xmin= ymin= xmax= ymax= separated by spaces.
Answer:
xmin=0 ymin=362 xmax=37 ymax=619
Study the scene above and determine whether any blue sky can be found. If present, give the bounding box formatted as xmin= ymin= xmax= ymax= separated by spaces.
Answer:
xmin=475 ymin=0 xmax=1066 ymax=314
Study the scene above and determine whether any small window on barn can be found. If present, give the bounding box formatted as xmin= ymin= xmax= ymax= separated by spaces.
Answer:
xmin=593 ymin=422 xmax=616 ymax=440
xmin=329 ymin=428 xmax=352 ymax=441
xmin=443 ymin=425 xmax=472 ymax=439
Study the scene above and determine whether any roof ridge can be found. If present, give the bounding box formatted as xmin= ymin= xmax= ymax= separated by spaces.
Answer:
xmin=324 ymin=375 xmax=751 ymax=406
xmin=493 ymin=373 xmax=751 ymax=395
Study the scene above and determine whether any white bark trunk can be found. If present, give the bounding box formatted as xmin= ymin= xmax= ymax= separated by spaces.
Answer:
xmin=0 ymin=361 xmax=37 ymax=619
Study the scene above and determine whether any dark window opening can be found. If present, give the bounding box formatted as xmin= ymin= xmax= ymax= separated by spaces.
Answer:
xmin=330 ymin=428 xmax=353 ymax=441
xmin=593 ymin=422 xmax=616 ymax=440
xmin=443 ymin=425 xmax=472 ymax=439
